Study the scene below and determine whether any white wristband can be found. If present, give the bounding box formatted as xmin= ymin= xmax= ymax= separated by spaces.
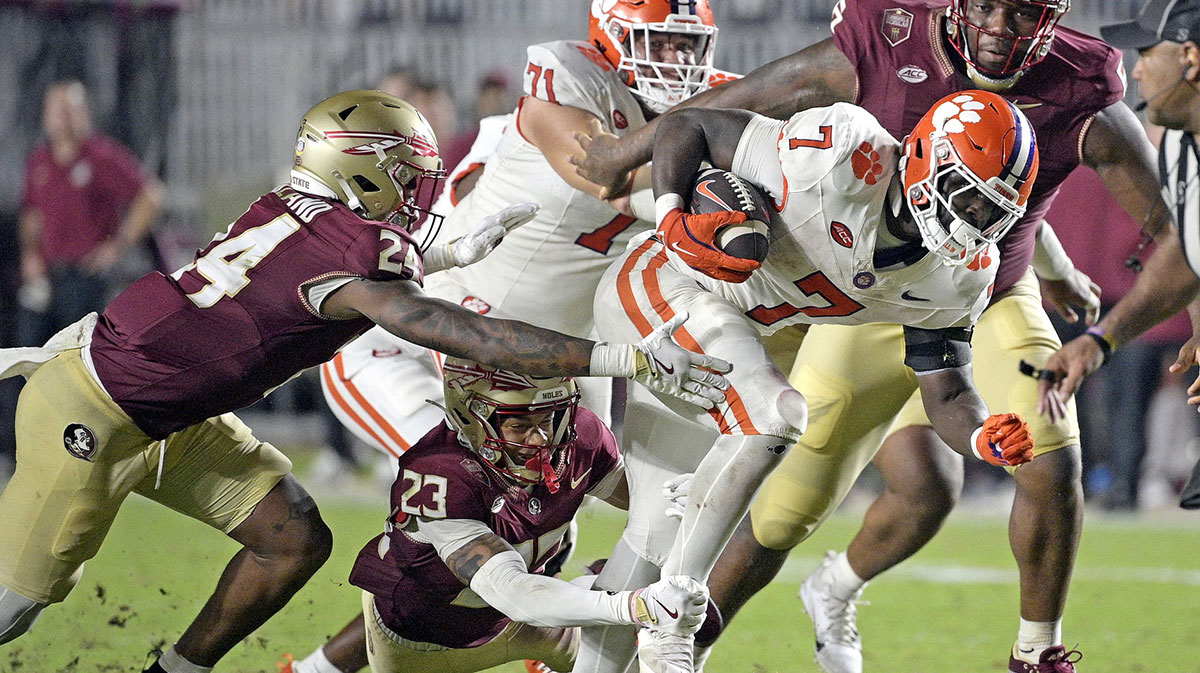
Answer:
xmin=655 ymin=193 xmax=686 ymax=228
xmin=421 ymin=242 xmax=458 ymax=274
xmin=589 ymin=342 xmax=637 ymax=378
xmin=1031 ymin=220 xmax=1074 ymax=281
xmin=970 ymin=426 xmax=985 ymax=461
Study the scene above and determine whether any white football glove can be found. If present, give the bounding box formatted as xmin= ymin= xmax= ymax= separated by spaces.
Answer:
xmin=590 ymin=312 xmax=731 ymax=409
xmin=629 ymin=575 xmax=708 ymax=636
xmin=423 ymin=202 xmax=539 ymax=273
xmin=452 ymin=202 xmax=539 ymax=266
xmin=635 ymin=312 xmax=732 ymax=409
xmin=663 ymin=473 xmax=693 ymax=521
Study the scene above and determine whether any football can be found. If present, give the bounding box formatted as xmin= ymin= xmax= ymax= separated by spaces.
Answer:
xmin=689 ymin=167 xmax=772 ymax=263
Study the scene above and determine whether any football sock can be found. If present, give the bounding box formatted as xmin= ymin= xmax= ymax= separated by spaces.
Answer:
xmin=292 ymin=647 xmax=341 ymax=673
xmin=157 ymin=646 xmax=213 ymax=673
xmin=1014 ymin=618 xmax=1061 ymax=662
xmin=825 ymin=551 xmax=867 ymax=602
xmin=662 ymin=433 xmax=791 ymax=580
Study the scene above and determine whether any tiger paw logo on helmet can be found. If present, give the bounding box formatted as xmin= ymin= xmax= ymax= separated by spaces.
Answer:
xmin=930 ymin=94 xmax=987 ymax=135
xmin=967 ymin=249 xmax=993 ymax=271
xmin=851 ymin=142 xmax=884 ymax=185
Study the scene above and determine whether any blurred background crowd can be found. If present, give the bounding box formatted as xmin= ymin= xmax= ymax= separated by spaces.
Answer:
xmin=0 ymin=0 xmax=1193 ymax=513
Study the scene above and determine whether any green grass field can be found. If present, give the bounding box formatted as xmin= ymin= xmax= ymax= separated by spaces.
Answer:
xmin=3 ymin=473 xmax=1198 ymax=673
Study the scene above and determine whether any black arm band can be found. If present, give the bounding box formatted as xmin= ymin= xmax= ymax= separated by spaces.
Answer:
xmin=1084 ymin=328 xmax=1113 ymax=365
xmin=903 ymin=325 xmax=974 ymax=373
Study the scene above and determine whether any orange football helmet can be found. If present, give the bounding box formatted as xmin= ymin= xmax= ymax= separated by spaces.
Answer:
xmin=589 ymin=0 xmax=718 ymax=113
xmin=946 ymin=0 xmax=1070 ymax=89
xmin=441 ymin=357 xmax=580 ymax=493
xmin=902 ymin=90 xmax=1039 ymax=265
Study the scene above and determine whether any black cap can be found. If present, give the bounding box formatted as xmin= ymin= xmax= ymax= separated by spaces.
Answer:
xmin=1101 ymin=0 xmax=1200 ymax=50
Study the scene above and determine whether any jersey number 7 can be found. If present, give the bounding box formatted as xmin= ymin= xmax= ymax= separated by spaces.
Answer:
xmin=746 ymin=271 xmax=865 ymax=326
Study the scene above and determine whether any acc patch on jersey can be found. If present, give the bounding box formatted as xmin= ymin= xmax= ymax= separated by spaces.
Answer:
xmin=63 ymin=423 xmax=97 ymax=461
xmin=881 ymin=8 xmax=913 ymax=46
xmin=897 ymin=65 xmax=928 ymax=83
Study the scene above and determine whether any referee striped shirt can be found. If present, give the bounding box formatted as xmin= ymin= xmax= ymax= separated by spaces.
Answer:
xmin=1160 ymin=129 xmax=1200 ymax=277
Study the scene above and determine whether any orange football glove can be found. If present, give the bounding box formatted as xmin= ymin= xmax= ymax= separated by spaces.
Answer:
xmin=973 ymin=413 xmax=1034 ymax=467
xmin=659 ymin=208 xmax=761 ymax=283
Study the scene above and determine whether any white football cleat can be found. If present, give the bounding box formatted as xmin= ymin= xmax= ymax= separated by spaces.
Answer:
xmin=638 ymin=628 xmax=695 ymax=673
xmin=799 ymin=552 xmax=866 ymax=673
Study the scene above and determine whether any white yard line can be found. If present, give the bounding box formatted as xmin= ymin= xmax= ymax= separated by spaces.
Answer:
xmin=774 ymin=556 xmax=1200 ymax=586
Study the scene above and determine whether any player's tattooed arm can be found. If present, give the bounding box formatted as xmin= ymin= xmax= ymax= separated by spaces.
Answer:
xmin=445 ymin=532 xmax=518 ymax=585
xmin=572 ymin=37 xmax=857 ymax=193
xmin=324 ymin=278 xmax=597 ymax=377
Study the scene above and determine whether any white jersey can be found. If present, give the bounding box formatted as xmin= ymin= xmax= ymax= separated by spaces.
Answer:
xmin=435 ymin=40 xmax=654 ymax=338
xmin=321 ymin=41 xmax=652 ymax=451
xmin=680 ymin=104 xmax=997 ymax=333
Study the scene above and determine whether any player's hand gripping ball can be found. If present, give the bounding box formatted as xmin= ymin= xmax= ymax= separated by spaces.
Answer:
xmin=689 ymin=168 xmax=772 ymax=263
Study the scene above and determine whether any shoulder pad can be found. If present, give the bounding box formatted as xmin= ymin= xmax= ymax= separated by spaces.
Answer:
xmin=524 ymin=40 xmax=620 ymax=113
xmin=780 ymin=103 xmax=898 ymax=193
xmin=395 ymin=448 xmax=490 ymax=521
xmin=352 ymin=223 xmax=425 ymax=286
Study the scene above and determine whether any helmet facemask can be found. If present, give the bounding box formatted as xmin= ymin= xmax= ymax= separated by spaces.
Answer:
xmin=946 ymin=0 xmax=1069 ymax=90
xmin=613 ymin=22 xmax=715 ymax=113
xmin=376 ymin=150 xmax=446 ymax=251
xmin=906 ymin=143 xmax=1024 ymax=264
xmin=590 ymin=0 xmax=718 ymax=115
xmin=472 ymin=401 xmax=578 ymax=493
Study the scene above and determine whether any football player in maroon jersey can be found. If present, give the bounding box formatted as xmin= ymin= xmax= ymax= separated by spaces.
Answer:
xmin=316 ymin=357 xmax=707 ymax=673
xmin=0 ymin=89 xmax=730 ymax=673
xmin=571 ymin=0 xmax=1172 ymax=671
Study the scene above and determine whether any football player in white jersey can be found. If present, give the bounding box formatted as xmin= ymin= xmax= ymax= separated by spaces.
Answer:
xmin=291 ymin=3 xmax=731 ymax=673
xmin=321 ymin=0 xmax=733 ymax=456
xmin=586 ymin=90 xmax=1041 ymax=673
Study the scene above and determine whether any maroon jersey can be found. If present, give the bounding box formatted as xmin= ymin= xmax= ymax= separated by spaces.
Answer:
xmin=21 ymin=134 xmax=146 ymax=265
xmin=832 ymin=0 xmax=1125 ymax=293
xmin=349 ymin=408 xmax=620 ymax=649
xmin=89 ymin=187 xmax=423 ymax=438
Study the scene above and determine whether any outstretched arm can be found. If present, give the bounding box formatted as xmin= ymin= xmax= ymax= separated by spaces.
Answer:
xmin=572 ymin=38 xmax=857 ymax=196
xmin=324 ymin=279 xmax=732 ymax=408
xmin=327 ymin=277 xmax=598 ymax=376
xmin=435 ymin=522 xmax=706 ymax=632
xmin=1036 ymin=103 xmax=1200 ymax=411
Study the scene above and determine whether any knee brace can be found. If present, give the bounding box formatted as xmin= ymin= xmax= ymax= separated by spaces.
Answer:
xmin=0 ymin=585 xmax=48 ymax=644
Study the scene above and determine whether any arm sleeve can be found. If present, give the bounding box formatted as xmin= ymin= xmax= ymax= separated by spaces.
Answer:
xmin=731 ymin=114 xmax=789 ymax=201
xmin=469 ymin=550 xmax=635 ymax=628
xmin=412 ymin=517 xmax=498 ymax=558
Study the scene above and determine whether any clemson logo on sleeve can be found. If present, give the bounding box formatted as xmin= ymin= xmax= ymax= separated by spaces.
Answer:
xmin=851 ymin=142 xmax=885 ymax=185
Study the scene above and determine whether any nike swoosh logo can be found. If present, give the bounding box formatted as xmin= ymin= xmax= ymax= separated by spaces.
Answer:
xmin=695 ymin=179 xmax=734 ymax=210
xmin=570 ymin=468 xmax=592 ymax=489
xmin=654 ymin=598 xmax=679 ymax=619
xmin=652 ymin=355 xmax=675 ymax=375
xmin=901 ymin=290 xmax=931 ymax=302
xmin=1014 ymin=102 xmax=1043 ymax=109
xmin=1018 ymin=647 xmax=1036 ymax=654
